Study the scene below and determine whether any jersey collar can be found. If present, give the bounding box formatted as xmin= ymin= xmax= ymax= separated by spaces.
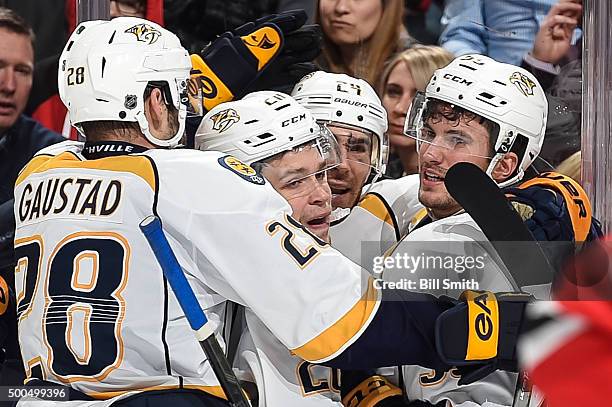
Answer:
xmin=82 ymin=141 xmax=148 ymax=159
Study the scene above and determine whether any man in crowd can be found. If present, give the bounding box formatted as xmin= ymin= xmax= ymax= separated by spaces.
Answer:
xmin=0 ymin=6 xmax=63 ymax=385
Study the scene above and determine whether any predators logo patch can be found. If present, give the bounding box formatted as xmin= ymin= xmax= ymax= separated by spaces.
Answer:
xmin=509 ymin=72 xmax=536 ymax=97
xmin=218 ymin=155 xmax=266 ymax=185
xmin=210 ymin=108 xmax=240 ymax=133
xmin=125 ymin=23 xmax=162 ymax=45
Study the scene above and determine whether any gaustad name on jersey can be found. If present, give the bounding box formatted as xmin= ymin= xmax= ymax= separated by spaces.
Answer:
xmin=18 ymin=176 xmax=122 ymax=223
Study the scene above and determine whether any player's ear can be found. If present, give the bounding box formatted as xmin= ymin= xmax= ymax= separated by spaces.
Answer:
xmin=491 ymin=152 xmax=519 ymax=183
xmin=144 ymin=88 xmax=167 ymax=136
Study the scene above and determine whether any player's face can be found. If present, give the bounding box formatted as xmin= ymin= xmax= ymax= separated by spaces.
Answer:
xmin=382 ymin=61 xmax=418 ymax=174
xmin=0 ymin=29 xmax=33 ymax=134
xmin=417 ymin=115 xmax=491 ymax=218
xmin=327 ymin=124 xmax=373 ymax=209
xmin=319 ymin=0 xmax=383 ymax=46
xmin=261 ymin=147 xmax=333 ymax=242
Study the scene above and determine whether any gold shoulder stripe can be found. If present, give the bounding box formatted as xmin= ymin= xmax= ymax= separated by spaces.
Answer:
xmin=16 ymin=152 xmax=156 ymax=191
xmin=409 ymin=207 xmax=429 ymax=231
xmin=291 ymin=278 xmax=379 ymax=362
xmin=359 ymin=194 xmax=394 ymax=227
xmin=15 ymin=154 xmax=54 ymax=187
xmin=87 ymin=384 xmax=226 ymax=400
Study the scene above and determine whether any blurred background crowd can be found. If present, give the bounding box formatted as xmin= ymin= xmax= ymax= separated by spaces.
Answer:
xmin=0 ymin=0 xmax=584 ymax=181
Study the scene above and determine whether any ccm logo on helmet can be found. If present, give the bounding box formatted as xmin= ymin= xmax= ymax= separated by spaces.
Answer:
xmin=333 ymin=97 xmax=368 ymax=108
xmin=282 ymin=113 xmax=306 ymax=127
xmin=443 ymin=73 xmax=473 ymax=86
xmin=473 ymin=293 xmax=493 ymax=341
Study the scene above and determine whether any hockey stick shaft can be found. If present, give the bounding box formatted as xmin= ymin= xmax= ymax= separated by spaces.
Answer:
xmin=140 ymin=215 xmax=250 ymax=407
xmin=444 ymin=162 xmax=552 ymax=407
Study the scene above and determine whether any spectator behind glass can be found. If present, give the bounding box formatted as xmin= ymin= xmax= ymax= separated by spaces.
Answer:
xmin=317 ymin=0 xmax=409 ymax=87
xmin=522 ymin=0 xmax=582 ymax=173
xmin=439 ymin=0 xmax=560 ymax=65
xmin=0 ymin=11 xmax=33 ymax=135
xmin=110 ymin=0 xmax=147 ymax=18
xmin=0 ymin=6 xmax=64 ymax=386
xmin=379 ymin=45 xmax=453 ymax=177
xmin=522 ymin=0 xmax=582 ymax=92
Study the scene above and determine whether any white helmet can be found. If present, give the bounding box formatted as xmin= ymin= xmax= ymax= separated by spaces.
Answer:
xmin=195 ymin=90 xmax=340 ymax=166
xmin=291 ymin=71 xmax=389 ymax=176
xmin=405 ymin=54 xmax=548 ymax=186
xmin=58 ymin=17 xmax=191 ymax=148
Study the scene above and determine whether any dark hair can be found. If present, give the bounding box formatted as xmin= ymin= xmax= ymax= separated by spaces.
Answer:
xmin=81 ymin=81 xmax=178 ymax=142
xmin=0 ymin=7 xmax=35 ymax=46
xmin=422 ymin=99 xmax=500 ymax=155
xmin=113 ymin=0 xmax=147 ymax=14
xmin=80 ymin=121 xmax=141 ymax=142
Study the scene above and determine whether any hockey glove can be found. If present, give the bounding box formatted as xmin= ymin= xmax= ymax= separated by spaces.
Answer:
xmin=233 ymin=9 xmax=321 ymax=94
xmin=188 ymin=22 xmax=283 ymax=115
xmin=188 ymin=9 xmax=314 ymax=114
xmin=341 ymin=370 xmax=403 ymax=407
xmin=505 ymin=171 xmax=592 ymax=242
xmin=244 ymin=24 xmax=322 ymax=94
xmin=435 ymin=290 xmax=533 ymax=385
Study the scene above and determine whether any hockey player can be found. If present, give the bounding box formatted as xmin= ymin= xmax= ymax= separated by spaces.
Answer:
xmin=196 ymin=92 xmax=343 ymax=405
xmin=195 ymin=91 xmax=339 ymax=242
xmin=291 ymin=71 xmax=423 ymax=267
xmin=361 ymin=55 xmax=601 ymax=407
xmin=13 ymin=18 xmax=528 ymax=406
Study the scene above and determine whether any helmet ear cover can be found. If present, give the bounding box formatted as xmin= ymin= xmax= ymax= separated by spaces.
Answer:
xmin=145 ymin=81 xmax=174 ymax=107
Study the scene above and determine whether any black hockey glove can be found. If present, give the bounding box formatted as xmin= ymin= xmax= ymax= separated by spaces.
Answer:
xmin=243 ymin=19 xmax=322 ymax=94
xmin=188 ymin=9 xmax=315 ymax=114
xmin=505 ymin=171 xmax=592 ymax=243
xmin=435 ymin=290 xmax=533 ymax=385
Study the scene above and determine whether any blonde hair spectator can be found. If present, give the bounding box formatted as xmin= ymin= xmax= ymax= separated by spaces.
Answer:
xmin=555 ymin=150 xmax=581 ymax=183
xmin=316 ymin=0 xmax=405 ymax=87
xmin=380 ymin=45 xmax=454 ymax=176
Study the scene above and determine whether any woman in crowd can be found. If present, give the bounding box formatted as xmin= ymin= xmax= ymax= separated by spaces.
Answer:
xmin=379 ymin=45 xmax=453 ymax=177
xmin=316 ymin=0 xmax=409 ymax=88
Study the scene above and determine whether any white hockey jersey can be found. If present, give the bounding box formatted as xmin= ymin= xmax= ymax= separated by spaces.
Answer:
xmin=232 ymin=175 xmax=422 ymax=406
xmin=386 ymin=212 xmax=541 ymax=407
xmin=330 ymin=175 xmax=422 ymax=269
xmin=234 ymin=309 xmax=342 ymax=406
xmin=13 ymin=140 xmax=380 ymax=401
